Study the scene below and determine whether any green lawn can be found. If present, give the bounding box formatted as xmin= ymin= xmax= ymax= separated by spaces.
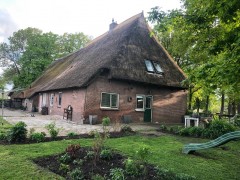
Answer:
xmin=0 ymin=134 xmax=239 ymax=179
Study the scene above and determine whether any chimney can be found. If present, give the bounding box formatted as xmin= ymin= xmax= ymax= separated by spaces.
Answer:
xmin=109 ymin=18 xmax=118 ymax=31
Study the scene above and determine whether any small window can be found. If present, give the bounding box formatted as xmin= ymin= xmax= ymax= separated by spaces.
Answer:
xmin=153 ymin=62 xmax=163 ymax=74
xmin=101 ymin=92 xmax=119 ymax=109
xmin=144 ymin=60 xmax=155 ymax=72
xmin=50 ymin=94 xmax=54 ymax=107
xmin=136 ymin=95 xmax=145 ymax=111
xmin=58 ymin=92 xmax=62 ymax=107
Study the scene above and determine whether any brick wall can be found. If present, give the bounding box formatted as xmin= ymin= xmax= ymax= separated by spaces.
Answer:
xmin=84 ymin=76 xmax=187 ymax=124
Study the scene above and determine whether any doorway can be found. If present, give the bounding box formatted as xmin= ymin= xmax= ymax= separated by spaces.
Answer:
xmin=144 ymin=96 xmax=152 ymax=122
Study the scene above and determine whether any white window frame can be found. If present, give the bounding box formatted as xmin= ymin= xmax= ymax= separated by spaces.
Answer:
xmin=135 ymin=94 xmax=145 ymax=111
xmin=145 ymin=59 xmax=164 ymax=74
xmin=100 ymin=92 xmax=119 ymax=110
xmin=50 ymin=93 xmax=54 ymax=107
xmin=58 ymin=92 xmax=62 ymax=107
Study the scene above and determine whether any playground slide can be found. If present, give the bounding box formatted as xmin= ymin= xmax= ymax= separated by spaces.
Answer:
xmin=182 ymin=131 xmax=240 ymax=154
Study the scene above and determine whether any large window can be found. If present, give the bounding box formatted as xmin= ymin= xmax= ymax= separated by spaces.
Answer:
xmin=144 ymin=59 xmax=164 ymax=74
xmin=101 ymin=92 xmax=119 ymax=109
xmin=58 ymin=92 xmax=62 ymax=107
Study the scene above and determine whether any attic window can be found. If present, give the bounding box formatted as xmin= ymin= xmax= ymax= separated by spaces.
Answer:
xmin=144 ymin=59 xmax=164 ymax=74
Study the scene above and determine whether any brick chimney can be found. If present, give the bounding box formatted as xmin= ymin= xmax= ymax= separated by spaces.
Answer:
xmin=109 ymin=18 xmax=118 ymax=31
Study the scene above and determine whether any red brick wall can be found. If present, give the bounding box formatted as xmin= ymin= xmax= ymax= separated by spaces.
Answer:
xmin=84 ymin=76 xmax=187 ymax=124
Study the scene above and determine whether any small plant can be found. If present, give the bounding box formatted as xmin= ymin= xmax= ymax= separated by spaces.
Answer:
xmin=6 ymin=121 xmax=28 ymax=143
xmin=45 ymin=122 xmax=59 ymax=139
xmin=66 ymin=144 xmax=81 ymax=158
xmin=120 ymin=125 xmax=133 ymax=134
xmin=59 ymin=153 xmax=72 ymax=164
xmin=29 ymin=127 xmax=35 ymax=137
xmin=73 ymin=159 xmax=84 ymax=166
xmin=91 ymin=174 xmax=105 ymax=180
xmin=110 ymin=168 xmax=125 ymax=180
xmin=67 ymin=132 xmax=77 ymax=138
xmin=85 ymin=150 xmax=95 ymax=160
xmin=160 ymin=124 xmax=167 ymax=131
xmin=30 ymin=132 xmax=46 ymax=143
xmin=124 ymin=158 xmax=141 ymax=176
xmin=59 ymin=163 xmax=70 ymax=174
xmin=102 ymin=116 xmax=110 ymax=126
xmin=0 ymin=133 xmax=6 ymax=140
xmin=136 ymin=146 xmax=151 ymax=164
xmin=100 ymin=149 xmax=113 ymax=160
xmin=68 ymin=168 xmax=84 ymax=180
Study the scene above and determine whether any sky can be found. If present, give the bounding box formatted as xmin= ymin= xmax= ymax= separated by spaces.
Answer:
xmin=0 ymin=0 xmax=182 ymax=42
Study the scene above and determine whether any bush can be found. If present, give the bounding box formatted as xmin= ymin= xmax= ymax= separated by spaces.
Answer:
xmin=124 ymin=158 xmax=142 ymax=176
xmin=110 ymin=168 xmax=125 ymax=180
xmin=91 ymin=174 xmax=105 ymax=180
xmin=160 ymin=124 xmax=167 ymax=131
xmin=30 ymin=132 xmax=46 ymax=143
xmin=69 ymin=168 xmax=84 ymax=180
xmin=100 ymin=149 xmax=113 ymax=160
xmin=65 ymin=144 xmax=81 ymax=158
xmin=59 ymin=163 xmax=70 ymax=174
xmin=120 ymin=125 xmax=133 ymax=133
xmin=7 ymin=121 xmax=27 ymax=143
xmin=102 ymin=117 xmax=110 ymax=126
xmin=45 ymin=122 xmax=59 ymax=139
xmin=67 ymin=132 xmax=77 ymax=138
xmin=135 ymin=146 xmax=151 ymax=164
xmin=0 ymin=133 xmax=6 ymax=140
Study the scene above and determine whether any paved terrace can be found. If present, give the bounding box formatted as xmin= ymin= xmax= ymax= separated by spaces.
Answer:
xmin=2 ymin=108 xmax=160 ymax=137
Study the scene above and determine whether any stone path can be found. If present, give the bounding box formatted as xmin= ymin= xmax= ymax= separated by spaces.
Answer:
xmin=2 ymin=108 xmax=161 ymax=137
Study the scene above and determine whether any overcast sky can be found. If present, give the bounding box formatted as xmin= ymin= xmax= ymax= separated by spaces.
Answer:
xmin=0 ymin=0 xmax=182 ymax=42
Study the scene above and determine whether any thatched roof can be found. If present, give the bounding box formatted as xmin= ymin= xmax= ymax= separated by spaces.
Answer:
xmin=25 ymin=13 xmax=186 ymax=98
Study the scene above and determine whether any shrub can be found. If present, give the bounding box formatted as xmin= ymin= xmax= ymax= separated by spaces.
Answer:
xmin=30 ymin=132 xmax=46 ymax=143
xmin=59 ymin=153 xmax=72 ymax=164
xmin=102 ymin=117 xmax=110 ymax=126
xmin=65 ymin=144 xmax=81 ymax=158
xmin=160 ymin=124 xmax=167 ymax=131
xmin=135 ymin=146 xmax=151 ymax=164
xmin=85 ymin=150 xmax=95 ymax=160
xmin=91 ymin=174 xmax=105 ymax=180
xmin=109 ymin=168 xmax=125 ymax=180
xmin=120 ymin=125 xmax=133 ymax=133
xmin=45 ymin=122 xmax=59 ymax=139
xmin=69 ymin=168 xmax=84 ymax=180
xmin=59 ymin=163 xmax=70 ymax=174
xmin=73 ymin=159 xmax=83 ymax=166
xmin=67 ymin=132 xmax=77 ymax=138
xmin=7 ymin=121 xmax=27 ymax=143
xmin=0 ymin=133 xmax=6 ymax=140
xmin=100 ymin=149 xmax=113 ymax=160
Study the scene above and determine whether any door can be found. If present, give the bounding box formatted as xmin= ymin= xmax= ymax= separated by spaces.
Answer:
xmin=144 ymin=96 xmax=152 ymax=122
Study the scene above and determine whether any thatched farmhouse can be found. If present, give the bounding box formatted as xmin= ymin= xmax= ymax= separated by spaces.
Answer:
xmin=22 ymin=13 xmax=187 ymax=124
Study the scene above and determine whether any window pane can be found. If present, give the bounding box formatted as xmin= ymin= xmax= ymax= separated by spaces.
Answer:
xmin=111 ymin=94 xmax=118 ymax=108
xmin=58 ymin=93 xmax=62 ymax=106
xmin=136 ymin=96 xmax=144 ymax=109
xmin=145 ymin=96 xmax=152 ymax=109
xmin=50 ymin=94 xmax=54 ymax=106
xmin=153 ymin=62 xmax=163 ymax=73
xmin=101 ymin=93 xmax=110 ymax=107
xmin=144 ymin=60 xmax=154 ymax=72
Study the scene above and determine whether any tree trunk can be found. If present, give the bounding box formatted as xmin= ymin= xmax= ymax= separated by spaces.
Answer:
xmin=205 ymin=95 xmax=209 ymax=114
xmin=220 ymin=92 xmax=225 ymax=116
xmin=188 ymin=86 xmax=192 ymax=110
xmin=232 ymin=101 xmax=236 ymax=116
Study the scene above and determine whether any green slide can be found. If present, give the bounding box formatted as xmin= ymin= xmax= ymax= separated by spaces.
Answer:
xmin=183 ymin=131 xmax=240 ymax=154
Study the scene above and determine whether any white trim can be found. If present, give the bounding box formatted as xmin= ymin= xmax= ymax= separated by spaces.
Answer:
xmin=100 ymin=92 xmax=119 ymax=110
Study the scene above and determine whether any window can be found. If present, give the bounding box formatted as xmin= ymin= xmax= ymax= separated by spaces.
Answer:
xmin=50 ymin=94 xmax=54 ymax=107
xmin=136 ymin=95 xmax=144 ymax=111
xmin=144 ymin=60 xmax=154 ymax=72
xmin=144 ymin=59 xmax=164 ymax=74
xmin=101 ymin=92 xmax=119 ymax=109
xmin=58 ymin=92 xmax=62 ymax=107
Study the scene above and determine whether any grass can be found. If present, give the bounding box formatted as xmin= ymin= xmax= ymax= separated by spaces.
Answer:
xmin=0 ymin=117 xmax=13 ymax=134
xmin=0 ymin=133 xmax=239 ymax=179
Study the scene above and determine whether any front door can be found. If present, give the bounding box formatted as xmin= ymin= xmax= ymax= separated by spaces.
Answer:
xmin=144 ymin=96 xmax=152 ymax=122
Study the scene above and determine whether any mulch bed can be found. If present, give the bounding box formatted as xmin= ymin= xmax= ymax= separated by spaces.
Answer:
xmin=33 ymin=147 xmax=159 ymax=180
xmin=0 ymin=131 xmax=136 ymax=145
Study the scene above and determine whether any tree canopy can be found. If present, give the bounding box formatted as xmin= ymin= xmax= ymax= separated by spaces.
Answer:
xmin=0 ymin=28 xmax=91 ymax=88
xmin=148 ymin=0 xmax=240 ymax=113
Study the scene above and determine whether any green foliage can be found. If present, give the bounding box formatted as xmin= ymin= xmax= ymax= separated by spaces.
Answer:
xmin=160 ymin=124 xmax=167 ymax=131
xmin=102 ymin=117 xmax=110 ymax=126
xmin=68 ymin=168 xmax=84 ymax=180
xmin=45 ymin=122 xmax=59 ymax=139
xmin=6 ymin=121 xmax=27 ymax=143
xmin=73 ymin=159 xmax=83 ymax=166
xmin=30 ymin=132 xmax=46 ymax=143
xmin=0 ymin=133 xmax=6 ymax=140
xmin=135 ymin=146 xmax=151 ymax=164
xmin=59 ymin=153 xmax=72 ymax=164
xmin=100 ymin=149 xmax=113 ymax=160
xmin=85 ymin=150 xmax=95 ymax=160
xmin=120 ymin=125 xmax=133 ymax=133
xmin=65 ymin=144 xmax=81 ymax=158
xmin=67 ymin=132 xmax=77 ymax=138
xmin=59 ymin=163 xmax=70 ymax=174
xmin=124 ymin=158 xmax=142 ymax=176
xmin=109 ymin=168 xmax=125 ymax=180
xmin=91 ymin=174 xmax=105 ymax=180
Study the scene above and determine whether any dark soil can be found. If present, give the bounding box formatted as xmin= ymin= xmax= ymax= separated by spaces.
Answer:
xmin=33 ymin=147 xmax=160 ymax=180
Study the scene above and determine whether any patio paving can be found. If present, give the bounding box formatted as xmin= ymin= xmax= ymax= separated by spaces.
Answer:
xmin=2 ymin=108 xmax=160 ymax=136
